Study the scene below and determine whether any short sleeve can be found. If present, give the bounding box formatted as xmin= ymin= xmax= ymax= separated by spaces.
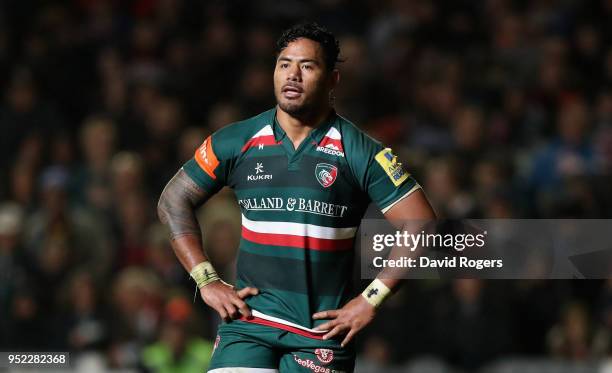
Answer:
xmin=182 ymin=132 xmax=233 ymax=194
xmin=347 ymin=130 xmax=420 ymax=213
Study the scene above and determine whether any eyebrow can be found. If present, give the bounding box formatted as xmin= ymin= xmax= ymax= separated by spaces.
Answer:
xmin=277 ymin=57 xmax=320 ymax=65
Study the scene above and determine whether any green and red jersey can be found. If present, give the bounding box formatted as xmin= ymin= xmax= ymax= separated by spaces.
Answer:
xmin=183 ymin=107 xmax=419 ymax=338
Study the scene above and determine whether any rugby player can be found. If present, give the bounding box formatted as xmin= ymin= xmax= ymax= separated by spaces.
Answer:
xmin=158 ymin=22 xmax=435 ymax=373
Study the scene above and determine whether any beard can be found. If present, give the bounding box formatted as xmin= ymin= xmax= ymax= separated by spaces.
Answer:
xmin=275 ymin=90 xmax=326 ymax=119
xmin=278 ymin=99 xmax=311 ymax=116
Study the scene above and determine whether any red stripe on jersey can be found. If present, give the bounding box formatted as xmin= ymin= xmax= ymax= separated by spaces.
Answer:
xmin=318 ymin=137 xmax=344 ymax=152
xmin=241 ymin=135 xmax=280 ymax=152
xmin=238 ymin=315 xmax=325 ymax=340
xmin=241 ymin=226 xmax=354 ymax=251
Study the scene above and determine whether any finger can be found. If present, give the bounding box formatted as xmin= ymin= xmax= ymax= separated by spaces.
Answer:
xmin=313 ymin=309 xmax=340 ymax=320
xmin=323 ymin=324 xmax=348 ymax=340
xmin=224 ymin=303 xmax=240 ymax=319
xmin=341 ymin=329 xmax=357 ymax=347
xmin=215 ymin=305 xmax=229 ymax=321
xmin=232 ymin=297 xmax=251 ymax=318
xmin=313 ymin=319 xmax=339 ymax=331
xmin=237 ymin=287 xmax=259 ymax=299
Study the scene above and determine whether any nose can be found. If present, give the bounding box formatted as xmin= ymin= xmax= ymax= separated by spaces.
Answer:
xmin=287 ymin=64 xmax=301 ymax=82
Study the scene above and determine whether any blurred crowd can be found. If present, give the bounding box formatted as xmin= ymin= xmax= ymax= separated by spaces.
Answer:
xmin=1 ymin=0 xmax=612 ymax=371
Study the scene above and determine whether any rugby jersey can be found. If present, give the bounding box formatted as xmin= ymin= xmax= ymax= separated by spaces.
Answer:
xmin=183 ymin=107 xmax=420 ymax=337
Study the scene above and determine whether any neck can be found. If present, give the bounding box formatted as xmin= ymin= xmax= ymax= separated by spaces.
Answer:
xmin=276 ymin=105 xmax=332 ymax=144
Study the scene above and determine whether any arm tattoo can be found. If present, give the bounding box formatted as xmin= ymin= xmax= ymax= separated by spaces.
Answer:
xmin=157 ymin=169 xmax=209 ymax=240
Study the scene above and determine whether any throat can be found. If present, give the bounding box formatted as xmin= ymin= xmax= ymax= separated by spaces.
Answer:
xmin=287 ymin=134 xmax=308 ymax=150
xmin=278 ymin=116 xmax=316 ymax=150
xmin=276 ymin=106 xmax=333 ymax=150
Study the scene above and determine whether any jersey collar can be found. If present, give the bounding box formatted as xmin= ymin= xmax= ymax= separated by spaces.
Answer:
xmin=269 ymin=106 xmax=338 ymax=144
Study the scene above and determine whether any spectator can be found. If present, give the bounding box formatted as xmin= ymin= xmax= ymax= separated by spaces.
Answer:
xmin=141 ymin=296 xmax=214 ymax=373
xmin=528 ymin=99 xmax=597 ymax=215
xmin=23 ymin=166 xmax=113 ymax=279
xmin=109 ymin=267 xmax=163 ymax=368
xmin=56 ymin=271 xmax=109 ymax=351
xmin=548 ymin=302 xmax=598 ymax=360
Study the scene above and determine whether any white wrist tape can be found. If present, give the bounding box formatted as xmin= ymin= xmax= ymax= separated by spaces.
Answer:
xmin=190 ymin=261 xmax=219 ymax=288
xmin=361 ymin=279 xmax=391 ymax=308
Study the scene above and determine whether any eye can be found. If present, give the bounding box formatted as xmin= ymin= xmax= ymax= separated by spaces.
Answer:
xmin=279 ymin=62 xmax=289 ymax=69
xmin=302 ymin=64 xmax=313 ymax=70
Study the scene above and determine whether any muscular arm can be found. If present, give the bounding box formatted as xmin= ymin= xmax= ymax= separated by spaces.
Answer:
xmin=313 ymin=188 xmax=436 ymax=346
xmin=379 ymin=188 xmax=437 ymax=290
xmin=157 ymin=169 xmax=210 ymax=271
xmin=157 ymin=169 xmax=258 ymax=319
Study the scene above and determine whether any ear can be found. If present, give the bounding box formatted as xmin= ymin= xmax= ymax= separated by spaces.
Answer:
xmin=331 ymin=69 xmax=340 ymax=88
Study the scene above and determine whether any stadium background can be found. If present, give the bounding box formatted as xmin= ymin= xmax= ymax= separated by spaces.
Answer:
xmin=1 ymin=0 xmax=611 ymax=371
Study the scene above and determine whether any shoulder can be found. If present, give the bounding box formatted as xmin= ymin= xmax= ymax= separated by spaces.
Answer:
xmin=334 ymin=113 xmax=384 ymax=160
xmin=208 ymin=108 xmax=276 ymax=160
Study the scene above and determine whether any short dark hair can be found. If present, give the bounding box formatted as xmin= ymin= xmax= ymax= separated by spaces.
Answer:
xmin=276 ymin=22 xmax=341 ymax=71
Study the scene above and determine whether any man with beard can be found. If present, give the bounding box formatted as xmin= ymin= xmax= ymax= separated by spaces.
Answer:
xmin=158 ymin=22 xmax=435 ymax=372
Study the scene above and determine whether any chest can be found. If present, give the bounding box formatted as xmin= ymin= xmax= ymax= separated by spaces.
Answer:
xmin=228 ymin=145 xmax=365 ymax=222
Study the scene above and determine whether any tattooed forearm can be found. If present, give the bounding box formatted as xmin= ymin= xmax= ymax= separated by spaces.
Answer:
xmin=157 ymin=169 xmax=210 ymax=240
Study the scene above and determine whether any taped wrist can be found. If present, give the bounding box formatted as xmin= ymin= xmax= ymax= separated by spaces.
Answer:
xmin=361 ymin=279 xmax=391 ymax=308
xmin=190 ymin=261 xmax=220 ymax=288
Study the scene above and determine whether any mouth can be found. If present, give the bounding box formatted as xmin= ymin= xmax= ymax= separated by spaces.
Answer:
xmin=282 ymin=85 xmax=303 ymax=99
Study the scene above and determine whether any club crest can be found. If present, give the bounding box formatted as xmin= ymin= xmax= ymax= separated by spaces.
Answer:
xmin=315 ymin=163 xmax=338 ymax=188
xmin=315 ymin=348 xmax=334 ymax=364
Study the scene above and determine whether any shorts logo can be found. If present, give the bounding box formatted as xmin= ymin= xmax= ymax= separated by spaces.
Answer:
xmin=374 ymin=148 xmax=409 ymax=187
xmin=194 ymin=136 xmax=219 ymax=179
xmin=315 ymin=348 xmax=334 ymax=364
xmin=315 ymin=163 xmax=338 ymax=188
xmin=293 ymin=354 xmax=344 ymax=373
